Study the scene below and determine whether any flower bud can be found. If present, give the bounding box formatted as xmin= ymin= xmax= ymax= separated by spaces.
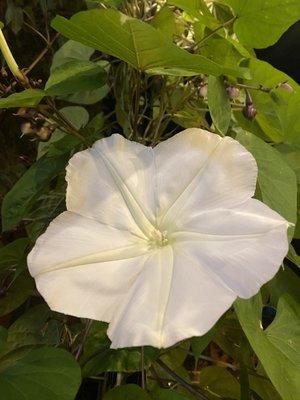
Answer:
xmin=243 ymin=103 xmax=257 ymax=120
xmin=278 ymin=82 xmax=293 ymax=93
xmin=198 ymin=84 xmax=208 ymax=98
xmin=36 ymin=126 xmax=52 ymax=141
xmin=20 ymin=121 xmax=35 ymax=136
xmin=226 ymin=85 xmax=240 ymax=100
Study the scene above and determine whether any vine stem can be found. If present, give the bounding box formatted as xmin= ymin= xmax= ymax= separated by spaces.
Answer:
xmin=24 ymin=32 xmax=60 ymax=76
xmin=193 ymin=16 xmax=237 ymax=49
xmin=0 ymin=29 xmax=28 ymax=85
xmin=75 ymin=319 xmax=92 ymax=360
xmin=232 ymin=82 xmax=271 ymax=93
xmin=156 ymin=359 xmax=210 ymax=400
xmin=140 ymin=346 xmax=147 ymax=390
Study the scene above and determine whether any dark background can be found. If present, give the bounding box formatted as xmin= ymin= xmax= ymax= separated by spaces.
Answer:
xmin=256 ymin=20 xmax=300 ymax=83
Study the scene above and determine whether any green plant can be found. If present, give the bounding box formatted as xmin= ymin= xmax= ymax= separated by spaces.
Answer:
xmin=0 ymin=1 xmax=299 ymax=399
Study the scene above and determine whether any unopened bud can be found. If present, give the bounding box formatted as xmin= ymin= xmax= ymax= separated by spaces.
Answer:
xmin=14 ymin=107 xmax=37 ymax=119
xmin=198 ymin=84 xmax=208 ymax=98
xmin=20 ymin=121 xmax=35 ymax=136
xmin=15 ymin=107 xmax=29 ymax=117
xmin=278 ymin=82 xmax=293 ymax=93
xmin=36 ymin=126 xmax=52 ymax=141
xmin=226 ymin=85 xmax=240 ymax=100
xmin=243 ymin=103 xmax=257 ymax=120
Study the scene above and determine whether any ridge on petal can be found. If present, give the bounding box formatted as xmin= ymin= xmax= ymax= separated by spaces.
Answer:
xmin=154 ymin=128 xmax=258 ymax=230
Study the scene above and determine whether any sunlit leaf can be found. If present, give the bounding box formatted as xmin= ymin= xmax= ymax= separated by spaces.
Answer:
xmin=0 ymin=89 xmax=45 ymax=109
xmin=219 ymin=0 xmax=300 ymax=48
xmin=237 ymin=131 xmax=297 ymax=229
xmin=235 ymin=273 xmax=300 ymax=400
xmin=208 ymin=75 xmax=231 ymax=134
xmin=45 ymin=60 xmax=106 ymax=96
xmin=51 ymin=9 xmax=248 ymax=78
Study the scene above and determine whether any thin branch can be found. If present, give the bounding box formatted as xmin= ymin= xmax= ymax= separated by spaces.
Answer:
xmin=140 ymin=346 xmax=147 ymax=390
xmin=24 ymin=33 xmax=60 ymax=75
xmin=75 ymin=319 xmax=93 ymax=360
xmin=156 ymin=359 xmax=210 ymax=400
xmin=193 ymin=16 xmax=237 ymax=49
xmin=198 ymin=355 xmax=238 ymax=370
xmin=23 ymin=21 xmax=48 ymax=44
xmin=232 ymin=82 xmax=271 ymax=93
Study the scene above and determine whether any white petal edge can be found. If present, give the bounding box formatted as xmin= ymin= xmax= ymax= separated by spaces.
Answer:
xmin=27 ymin=211 xmax=150 ymax=322
xmin=170 ymin=199 xmax=289 ymax=298
xmin=154 ymin=128 xmax=258 ymax=229
xmin=66 ymin=134 xmax=157 ymax=237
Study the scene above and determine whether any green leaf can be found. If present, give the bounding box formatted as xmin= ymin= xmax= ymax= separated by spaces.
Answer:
xmin=5 ymin=0 xmax=23 ymax=35
xmin=51 ymin=40 xmax=108 ymax=104
xmin=168 ymin=0 xmax=219 ymax=28
xmin=235 ymin=285 xmax=300 ymax=400
xmin=198 ymin=366 xmax=241 ymax=399
xmin=38 ymin=106 xmax=89 ymax=158
xmin=0 ymin=347 xmax=81 ymax=400
xmin=38 ymin=106 xmax=88 ymax=155
xmin=191 ymin=325 xmax=217 ymax=358
xmin=82 ymin=321 xmax=158 ymax=376
xmin=0 ymin=272 xmax=34 ymax=317
xmin=0 ymin=89 xmax=45 ymax=108
xmin=103 ymin=384 xmax=151 ymax=400
xmin=208 ymin=75 xmax=231 ymax=135
xmin=0 ymin=327 xmax=7 ymax=349
xmin=150 ymin=6 xmax=176 ymax=40
xmin=1 ymin=134 xmax=81 ymax=231
xmin=237 ymin=59 xmax=300 ymax=147
xmin=24 ymin=189 xmax=65 ymax=242
xmin=215 ymin=318 xmax=252 ymax=366
xmin=0 ymin=305 xmax=60 ymax=356
xmin=236 ymin=131 xmax=297 ymax=228
xmin=51 ymin=40 xmax=94 ymax=71
xmin=287 ymin=245 xmax=300 ymax=267
xmin=0 ymin=238 xmax=29 ymax=273
xmin=198 ymin=34 xmax=246 ymax=70
xmin=45 ymin=60 xmax=106 ymax=96
xmin=150 ymin=388 xmax=190 ymax=400
xmin=268 ymin=268 xmax=299 ymax=305
xmin=219 ymin=0 xmax=300 ymax=48
xmin=249 ymin=364 xmax=281 ymax=400
xmin=63 ymin=84 xmax=109 ymax=105
xmin=51 ymin=9 xmax=248 ymax=78
xmin=246 ymin=58 xmax=299 ymax=90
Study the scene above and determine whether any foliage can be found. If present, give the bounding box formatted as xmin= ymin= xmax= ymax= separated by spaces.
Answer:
xmin=0 ymin=1 xmax=299 ymax=399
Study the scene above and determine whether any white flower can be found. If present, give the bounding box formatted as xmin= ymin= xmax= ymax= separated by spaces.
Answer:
xmin=28 ymin=128 xmax=289 ymax=349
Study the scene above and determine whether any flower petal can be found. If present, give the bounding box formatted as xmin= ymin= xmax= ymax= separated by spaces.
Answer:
xmin=108 ymin=245 xmax=235 ymax=349
xmin=28 ymin=211 xmax=150 ymax=321
xmin=161 ymin=246 xmax=236 ymax=348
xmin=171 ymin=199 xmax=289 ymax=298
xmin=154 ymin=128 xmax=257 ymax=228
xmin=108 ymin=246 xmax=174 ymax=348
xmin=66 ymin=134 xmax=157 ymax=237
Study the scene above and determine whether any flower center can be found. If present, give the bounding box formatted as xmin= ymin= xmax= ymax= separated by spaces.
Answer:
xmin=148 ymin=229 xmax=169 ymax=249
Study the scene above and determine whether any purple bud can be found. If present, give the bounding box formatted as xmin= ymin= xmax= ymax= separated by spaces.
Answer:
xmin=243 ymin=103 xmax=257 ymax=120
xmin=226 ymin=86 xmax=240 ymax=100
